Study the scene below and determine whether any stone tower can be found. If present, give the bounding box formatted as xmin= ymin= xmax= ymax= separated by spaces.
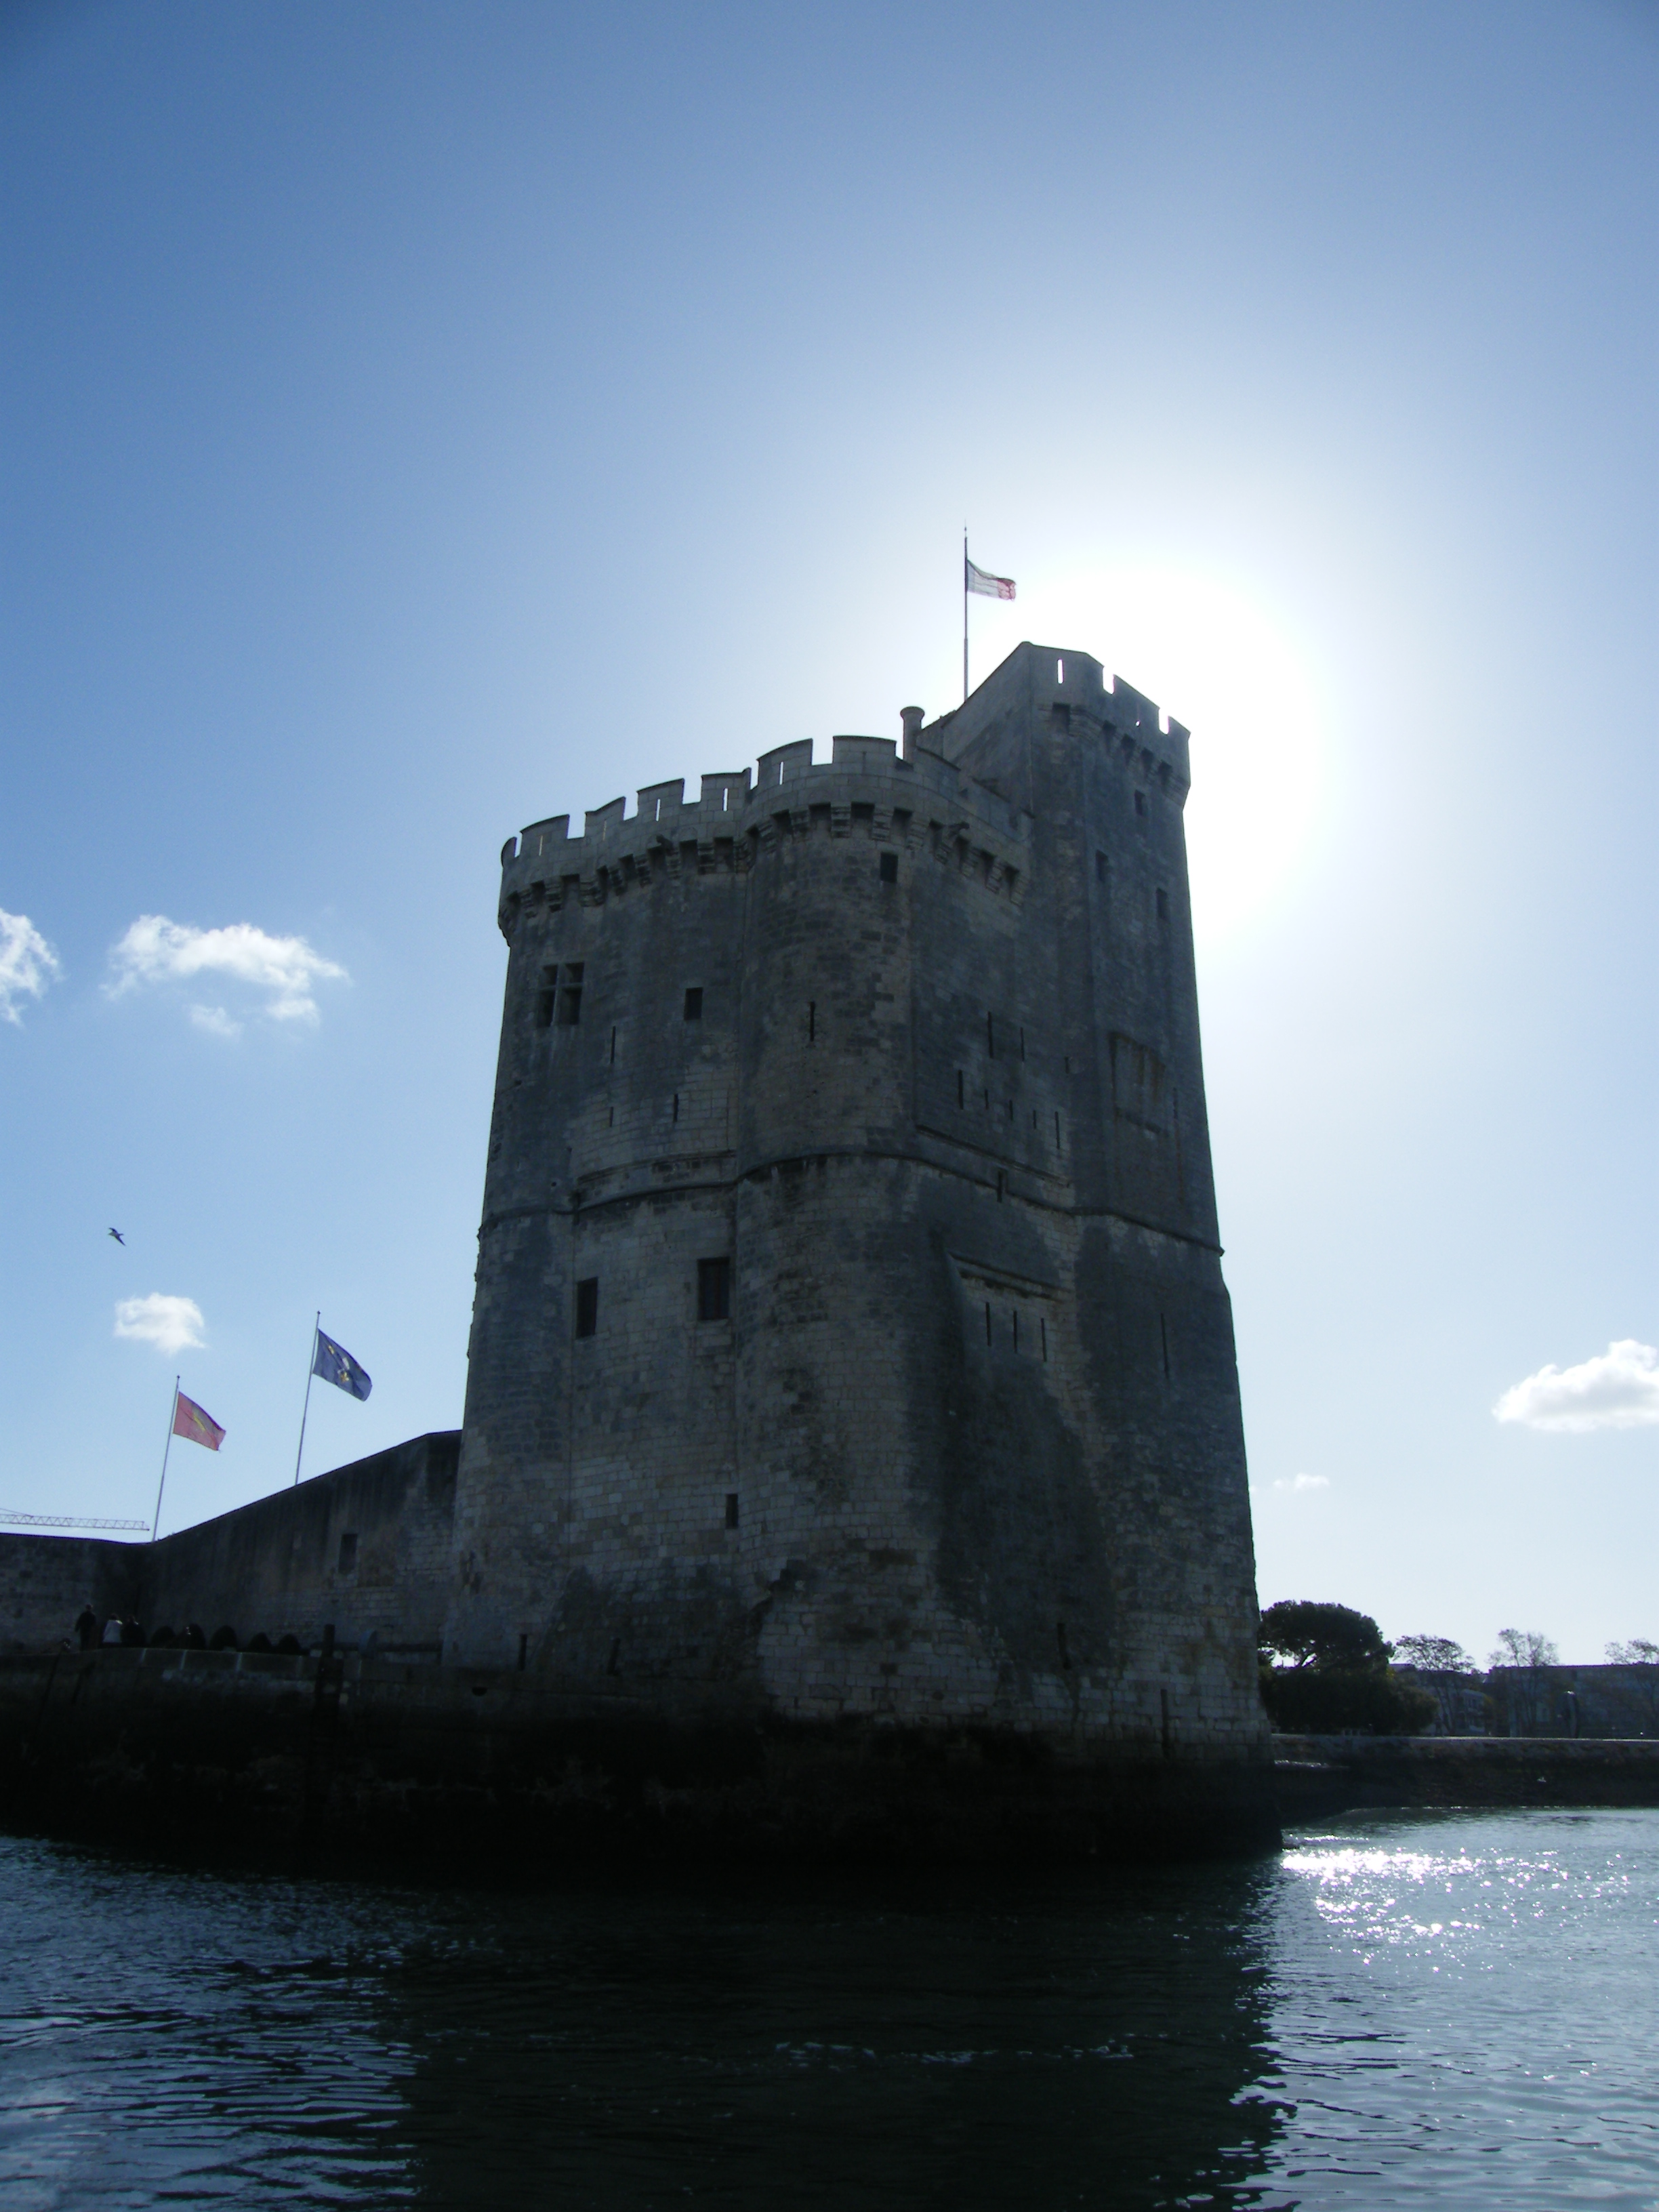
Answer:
xmin=447 ymin=642 xmax=1270 ymax=1835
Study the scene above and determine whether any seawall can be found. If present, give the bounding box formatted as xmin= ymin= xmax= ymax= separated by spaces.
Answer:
xmin=1274 ymin=1733 xmax=1659 ymax=1822
xmin=0 ymin=1647 xmax=1279 ymax=1868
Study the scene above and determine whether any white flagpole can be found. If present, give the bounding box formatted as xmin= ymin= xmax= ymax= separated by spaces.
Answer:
xmin=152 ymin=1376 xmax=179 ymax=1542
xmin=963 ymin=529 xmax=970 ymax=703
xmin=292 ymin=1311 xmax=321 ymax=1486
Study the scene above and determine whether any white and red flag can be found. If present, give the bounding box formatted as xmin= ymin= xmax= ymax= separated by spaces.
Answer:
xmin=173 ymin=1391 xmax=225 ymax=1451
xmin=966 ymin=556 xmax=1016 ymax=600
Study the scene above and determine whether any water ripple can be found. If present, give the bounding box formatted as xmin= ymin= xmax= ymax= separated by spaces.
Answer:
xmin=0 ymin=1809 xmax=1655 ymax=2207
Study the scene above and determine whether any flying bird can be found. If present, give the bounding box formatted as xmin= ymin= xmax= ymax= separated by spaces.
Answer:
xmin=107 ymin=1227 xmax=125 ymax=1245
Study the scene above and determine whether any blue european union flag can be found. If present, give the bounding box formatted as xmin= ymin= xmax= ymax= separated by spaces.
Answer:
xmin=313 ymin=1329 xmax=372 ymax=1401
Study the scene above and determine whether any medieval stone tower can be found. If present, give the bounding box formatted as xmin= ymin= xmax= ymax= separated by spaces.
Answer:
xmin=447 ymin=641 xmax=1268 ymax=1801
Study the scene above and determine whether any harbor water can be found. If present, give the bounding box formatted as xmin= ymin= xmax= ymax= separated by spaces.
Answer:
xmin=2 ymin=1807 xmax=1656 ymax=2209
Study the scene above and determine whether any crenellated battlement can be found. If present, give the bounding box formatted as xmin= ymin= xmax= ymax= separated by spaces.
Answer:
xmin=930 ymin=646 xmax=1192 ymax=813
xmin=497 ymin=733 xmax=1030 ymax=937
xmin=497 ymin=645 xmax=1194 ymax=946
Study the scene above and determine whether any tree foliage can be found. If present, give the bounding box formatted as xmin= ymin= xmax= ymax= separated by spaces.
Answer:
xmin=1393 ymin=1633 xmax=1476 ymax=1673
xmin=1258 ymin=1600 xmax=1392 ymax=1672
xmin=1490 ymin=1627 xmax=1558 ymax=1670
xmin=1605 ymin=1638 xmax=1659 ymax=1666
xmin=1257 ymin=1599 xmax=1434 ymax=1736
xmin=1261 ymin=1666 xmax=1437 ymax=1736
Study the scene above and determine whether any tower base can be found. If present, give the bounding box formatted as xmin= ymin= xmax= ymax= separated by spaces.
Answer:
xmin=0 ymin=1650 xmax=1280 ymax=1868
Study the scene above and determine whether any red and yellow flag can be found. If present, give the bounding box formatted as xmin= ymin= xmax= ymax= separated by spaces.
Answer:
xmin=173 ymin=1391 xmax=225 ymax=1452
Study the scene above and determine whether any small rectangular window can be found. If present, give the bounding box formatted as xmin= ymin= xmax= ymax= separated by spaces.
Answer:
xmin=337 ymin=1532 xmax=358 ymax=1574
xmin=878 ymin=850 xmax=898 ymax=883
xmin=536 ymin=965 xmax=558 ymax=1027
xmin=697 ymin=1256 xmax=732 ymax=1322
xmin=1134 ymin=790 xmax=1147 ymax=817
xmin=808 ymin=1000 xmax=816 ymax=1044
xmin=1156 ymin=887 xmax=1168 ymax=919
xmin=1040 ymin=1317 xmax=1048 ymax=1364
xmin=672 ymin=1091 xmax=680 ymax=1123
xmin=724 ymin=1492 xmax=739 ymax=1530
xmin=610 ymin=1026 xmax=617 ymax=1062
xmin=683 ymin=987 xmax=703 ymax=1021
xmin=1095 ymin=852 xmax=1106 ymax=883
xmin=956 ymin=1069 xmax=964 ymax=1108
xmin=1012 ymin=1309 xmax=1019 ymax=1353
xmin=575 ymin=1277 xmax=598 ymax=1337
xmin=986 ymin=1012 xmax=995 ymax=1059
xmin=558 ymin=986 xmax=582 ymax=1025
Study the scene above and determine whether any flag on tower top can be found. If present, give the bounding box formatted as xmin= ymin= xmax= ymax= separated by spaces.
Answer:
xmin=173 ymin=1391 xmax=224 ymax=1452
xmin=966 ymin=556 xmax=1016 ymax=600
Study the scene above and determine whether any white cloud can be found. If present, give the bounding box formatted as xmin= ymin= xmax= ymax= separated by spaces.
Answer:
xmin=0 ymin=909 xmax=62 ymax=1024
xmin=1253 ymin=1471 xmax=1330 ymax=1500
xmin=108 ymin=915 xmax=347 ymax=1027
xmin=115 ymin=1292 xmax=206 ymax=1357
xmin=1494 ymin=1339 xmax=1659 ymax=1433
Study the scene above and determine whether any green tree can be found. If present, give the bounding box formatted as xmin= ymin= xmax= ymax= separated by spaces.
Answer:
xmin=1257 ymin=1599 xmax=1435 ymax=1736
xmin=1258 ymin=1600 xmax=1392 ymax=1671
xmin=1487 ymin=1626 xmax=1559 ymax=1736
xmin=1393 ymin=1633 xmax=1476 ymax=1673
xmin=1490 ymin=1627 xmax=1557 ymax=1668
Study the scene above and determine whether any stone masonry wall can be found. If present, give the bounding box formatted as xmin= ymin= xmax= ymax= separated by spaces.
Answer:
xmin=448 ymin=644 xmax=1266 ymax=1769
xmin=141 ymin=1431 xmax=458 ymax=1650
xmin=2 ymin=1434 xmax=458 ymax=1655
xmin=0 ymin=1532 xmax=140 ymax=1651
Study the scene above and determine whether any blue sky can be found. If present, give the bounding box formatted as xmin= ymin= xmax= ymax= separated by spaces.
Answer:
xmin=2 ymin=0 xmax=1654 ymax=1660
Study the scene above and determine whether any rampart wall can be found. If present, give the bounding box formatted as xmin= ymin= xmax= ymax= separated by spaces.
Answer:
xmin=0 ymin=1532 xmax=139 ymax=1650
xmin=0 ymin=1434 xmax=457 ymax=1656
xmin=142 ymin=1432 xmax=457 ymax=1650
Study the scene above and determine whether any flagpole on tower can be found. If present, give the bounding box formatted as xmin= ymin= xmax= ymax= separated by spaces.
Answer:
xmin=963 ymin=529 xmax=970 ymax=703
xmin=292 ymin=1311 xmax=321 ymax=1486
xmin=152 ymin=1376 xmax=179 ymax=1542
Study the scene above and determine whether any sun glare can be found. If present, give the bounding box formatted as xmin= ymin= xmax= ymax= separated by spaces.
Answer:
xmin=945 ymin=562 xmax=1326 ymax=947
